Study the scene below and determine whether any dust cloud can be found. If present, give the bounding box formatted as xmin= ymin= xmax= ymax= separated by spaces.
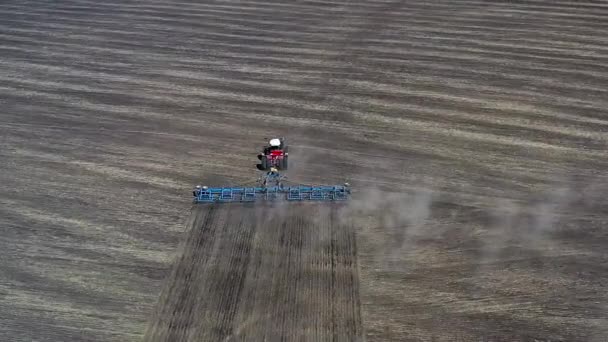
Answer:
xmin=349 ymin=173 xmax=606 ymax=273
xmin=344 ymin=184 xmax=436 ymax=271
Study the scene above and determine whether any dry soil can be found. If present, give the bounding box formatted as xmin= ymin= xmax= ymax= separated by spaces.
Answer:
xmin=1 ymin=0 xmax=607 ymax=341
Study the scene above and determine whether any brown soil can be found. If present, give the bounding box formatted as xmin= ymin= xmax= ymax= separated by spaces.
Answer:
xmin=1 ymin=0 xmax=606 ymax=341
xmin=144 ymin=203 xmax=362 ymax=341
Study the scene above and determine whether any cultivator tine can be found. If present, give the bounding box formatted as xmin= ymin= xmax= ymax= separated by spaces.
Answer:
xmin=220 ymin=188 xmax=233 ymax=201
xmin=310 ymin=188 xmax=323 ymax=200
xmin=288 ymin=187 xmax=301 ymax=201
xmin=243 ymin=187 xmax=256 ymax=202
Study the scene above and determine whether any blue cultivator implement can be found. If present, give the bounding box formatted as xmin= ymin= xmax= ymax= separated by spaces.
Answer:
xmin=193 ymin=184 xmax=350 ymax=203
xmin=193 ymin=169 xmax=351 ymax=204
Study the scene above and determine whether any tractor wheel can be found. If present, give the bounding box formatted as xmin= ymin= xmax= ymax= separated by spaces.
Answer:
xmin=283 ymin=156 xmax=289 ymax=170
xmin=261 ymin=156 xmax=268 ymax=170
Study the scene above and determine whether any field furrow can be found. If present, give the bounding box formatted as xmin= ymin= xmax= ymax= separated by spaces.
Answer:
xmin=144 ymin=203 xmax=362 ymax=341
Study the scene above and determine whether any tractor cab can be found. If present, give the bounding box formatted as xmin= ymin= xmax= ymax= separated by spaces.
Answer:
xmin=263 ymin=138 xmax=284 ymax=152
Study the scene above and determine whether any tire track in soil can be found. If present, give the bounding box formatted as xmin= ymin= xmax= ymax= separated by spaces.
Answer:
xmin=144 ymin=202 xmax=362 ymax=341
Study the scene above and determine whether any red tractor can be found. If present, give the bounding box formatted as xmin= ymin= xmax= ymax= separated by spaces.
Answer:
xmin=257 ymin=138 xmax=288 ymax=170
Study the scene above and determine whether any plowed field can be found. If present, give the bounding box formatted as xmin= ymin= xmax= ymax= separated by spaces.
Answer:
xmin=1 ymin=0 xmax=607 ymax=341
xmin=145 ymin=203 xmax=361 ymax=341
